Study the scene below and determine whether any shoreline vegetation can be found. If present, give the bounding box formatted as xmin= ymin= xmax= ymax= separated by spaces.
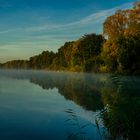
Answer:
xmin=0 ymin=2 xmax=140 ymax=75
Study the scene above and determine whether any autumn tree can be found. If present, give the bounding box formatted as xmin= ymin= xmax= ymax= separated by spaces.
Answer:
xmin=102 ymin=2 xmax=140 ymax=74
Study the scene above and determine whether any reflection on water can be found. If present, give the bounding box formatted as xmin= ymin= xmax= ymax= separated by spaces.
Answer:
xmin=101 ymin=75 xmax=140 ymax=140
xmin=0 ymin=70 xmax=140 ymax=140
xmin=0 ymin=70 xmax=105 ymax=111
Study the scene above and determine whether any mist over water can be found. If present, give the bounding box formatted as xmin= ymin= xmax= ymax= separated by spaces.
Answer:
xmin=0 ymin=70 xmax=104 ymax=140
xmin=0 ymin=70 xmax=140 ymax=140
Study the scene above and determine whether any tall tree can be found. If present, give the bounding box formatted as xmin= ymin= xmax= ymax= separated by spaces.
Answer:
xmin=102 ymin=2 xmax=140 ymax=74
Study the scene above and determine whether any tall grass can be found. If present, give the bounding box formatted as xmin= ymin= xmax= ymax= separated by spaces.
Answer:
xmin=65 ymin=109 xmax=92 ymax=140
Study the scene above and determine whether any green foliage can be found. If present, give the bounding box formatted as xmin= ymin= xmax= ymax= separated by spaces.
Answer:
xmin=76 ymin=34 xmax=104 ymax=64
xmin=3 ymin=60 xmax=29 ymax=69
xmin=117 ymin=34 xmax=140 ymax=74
xmin=29 ymin=51 xmax=55 ymax=69
xmin=100 ymin=75 xmax=140 ymax=140
xmin=0 ymin=63 xmax=3 ymax=68
xmin=83 ymin=56 xmax=103 ymax=72
xmin=2 ymin=33 xmax=104 ymax=73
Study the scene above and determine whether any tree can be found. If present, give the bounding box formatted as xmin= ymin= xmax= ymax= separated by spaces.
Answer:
xmin=103 ymin=10 xmax=127 ymax=39
xmin=76 ymin=34 xmax=104 ymax=63
xmin=102 ymin=2 xmax=140 ymax=74
xmin=117 ymin=34 xmax=140 ymax=74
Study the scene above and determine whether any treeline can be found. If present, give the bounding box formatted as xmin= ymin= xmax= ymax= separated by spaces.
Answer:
xmin=1 ymin=2 xmax=140 ymax=74
xmin=2 ymin=34 xmax=105 ymax=72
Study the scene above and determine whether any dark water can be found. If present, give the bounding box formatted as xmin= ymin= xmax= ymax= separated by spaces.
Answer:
xmin=0 ymin=70 xmax=139 ymax=140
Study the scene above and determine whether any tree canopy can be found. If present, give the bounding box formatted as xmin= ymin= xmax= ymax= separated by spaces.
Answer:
xmin=102 ymin=2 xmax=140 ymax=74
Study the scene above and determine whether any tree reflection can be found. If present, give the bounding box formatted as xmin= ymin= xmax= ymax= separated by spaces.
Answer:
xmin=1 ymin=70 xmax=139 ymax=139
xmin=30 ymin=72 xmax=104 ymax=111
xmin=0 ymin=70 xmax=104 ymax=111
xmin=101 ymin=75 xmax=140 ymax=140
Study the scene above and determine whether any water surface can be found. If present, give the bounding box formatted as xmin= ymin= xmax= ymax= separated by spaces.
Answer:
xmin=0 ymin=70 xmax=139 ymax=140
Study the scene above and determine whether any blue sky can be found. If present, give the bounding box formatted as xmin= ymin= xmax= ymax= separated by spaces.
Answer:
xmin=0 ymin=0 xmax=134 ymax=62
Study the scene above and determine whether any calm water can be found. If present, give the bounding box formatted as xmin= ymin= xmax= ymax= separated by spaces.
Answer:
xmin=0 ymin=70 xmax=140 ymax=140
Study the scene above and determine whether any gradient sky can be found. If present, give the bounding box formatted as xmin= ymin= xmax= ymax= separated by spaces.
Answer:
xmin=0 ymin=0 xmax=134 ymax=62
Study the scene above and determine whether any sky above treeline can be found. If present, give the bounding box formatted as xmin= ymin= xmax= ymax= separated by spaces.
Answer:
xmin=0 ymin=0 xmax=134 ymax=62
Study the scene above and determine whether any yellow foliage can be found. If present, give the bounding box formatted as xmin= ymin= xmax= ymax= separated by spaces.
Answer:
xmin=99 ymin=65 xmax=109 ymax=73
